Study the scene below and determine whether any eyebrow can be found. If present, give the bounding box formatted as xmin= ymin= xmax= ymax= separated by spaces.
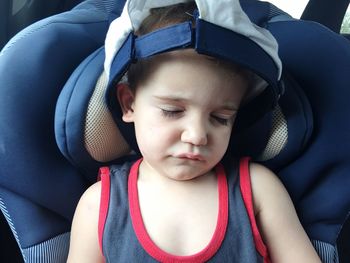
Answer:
xmin=153 ymin=95 xmax=239 ymax=111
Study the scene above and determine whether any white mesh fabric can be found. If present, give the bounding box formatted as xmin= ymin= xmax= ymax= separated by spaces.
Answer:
xmin=84 ymin=72 xmax=131 ymax=162
xmin=258 ymin=105 xmax=288 ymax=161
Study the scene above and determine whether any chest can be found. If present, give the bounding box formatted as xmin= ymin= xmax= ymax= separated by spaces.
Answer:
xmin=137 ymin=180 xmax=219 ymax=256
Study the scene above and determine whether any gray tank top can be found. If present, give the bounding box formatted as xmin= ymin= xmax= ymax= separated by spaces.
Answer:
xmin=98 ymin=158 xmax=270 ymax=262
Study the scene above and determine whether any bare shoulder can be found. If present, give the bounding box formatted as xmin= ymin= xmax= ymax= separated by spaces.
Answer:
xmin=71 ymin=181 xmax=102 ymax=219
xmin=248 ymin=162 xmax=287 ymax=213
xmin=67 ymin=181 xmax=104 ymax=263
xmin=248 ymin=162 xmax=321 ymax=263
xmin=79 ymin=181 xmax=102 ymax=209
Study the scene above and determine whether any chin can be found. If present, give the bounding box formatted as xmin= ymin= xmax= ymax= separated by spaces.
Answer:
xmin=165 ymin=166 xmax=210 ymax=181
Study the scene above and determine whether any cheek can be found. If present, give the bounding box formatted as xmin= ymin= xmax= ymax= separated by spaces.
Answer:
xmin=212 ymin=127 xmax=233 ymax=151
xmin=134 ymin=120 xmax=177 ymax=152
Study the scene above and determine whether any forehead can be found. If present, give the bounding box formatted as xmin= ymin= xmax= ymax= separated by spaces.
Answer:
xmin=145 ymin=49 xmax=245 ymax=83
xmin=137 ymin=49 xmax=247 ymax=103
xmin=155 ymin=49 xmax=233 ymax=67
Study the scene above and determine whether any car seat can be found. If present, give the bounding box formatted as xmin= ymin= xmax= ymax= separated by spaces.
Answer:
xmin=0 ymin=0 xmax=125 ymax=261
xmin=0 ymin=0 xmax=349 ymax=262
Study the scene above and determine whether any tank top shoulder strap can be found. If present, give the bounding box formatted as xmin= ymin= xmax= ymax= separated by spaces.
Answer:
xmin=239 ymin=157 xmax=270 ymax=261
xmin=97 ymin=166 xmax=111 ymax=255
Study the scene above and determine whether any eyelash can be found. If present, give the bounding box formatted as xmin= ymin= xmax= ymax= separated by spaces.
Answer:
xmin=161 ymin=109 xmax=232 ymax=126
xmin=161 ymin=109 xmax=183 ymax=118
xmin=212 ymin=116 xmax=230 ymax=126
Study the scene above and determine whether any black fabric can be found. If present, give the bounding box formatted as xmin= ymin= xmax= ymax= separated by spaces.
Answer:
xmin=0 ymin=0 xmax=84 ymax=49
xmin=301 ymin=0 xmax=349 ymax=33
xmin=0 ymin=211 xmax=22 ymax=263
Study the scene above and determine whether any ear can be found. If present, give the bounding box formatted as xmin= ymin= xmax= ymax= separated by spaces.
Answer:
xmin=116 ymin=83 xmax=135 ymax=123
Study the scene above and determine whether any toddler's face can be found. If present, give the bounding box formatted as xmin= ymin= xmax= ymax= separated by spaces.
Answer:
xmin=121 ymin=49 xmax=247 ymax=181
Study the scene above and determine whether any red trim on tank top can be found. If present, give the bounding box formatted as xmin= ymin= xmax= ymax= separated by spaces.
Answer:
xmin=98 ymin=166 xmax=111 ymax=256
xmin=239 ymin=157 xmax=271 ymax=263
xmin=128 ymin=159 xmax=228 ymax=262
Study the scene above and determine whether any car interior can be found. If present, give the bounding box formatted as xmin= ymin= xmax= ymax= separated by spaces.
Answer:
xmin=0 ymin=0 xmax=349 ymax=262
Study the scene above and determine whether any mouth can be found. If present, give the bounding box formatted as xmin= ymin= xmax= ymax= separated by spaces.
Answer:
xmin=176 ymin=153 xmax=205 ymax=161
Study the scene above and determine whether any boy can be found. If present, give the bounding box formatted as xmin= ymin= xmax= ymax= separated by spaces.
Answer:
xmin=68 ymin=1 xmax=321 ymax=262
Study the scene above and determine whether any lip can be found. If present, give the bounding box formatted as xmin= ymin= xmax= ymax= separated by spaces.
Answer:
xmin=176 ymin=153 xmax=205 ymax=161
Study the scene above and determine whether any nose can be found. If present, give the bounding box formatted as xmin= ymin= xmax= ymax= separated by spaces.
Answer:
xmin=181 ymin=117 xmax=208 ymax=146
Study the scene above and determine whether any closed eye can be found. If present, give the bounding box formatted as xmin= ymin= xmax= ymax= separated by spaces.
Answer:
xmin=212 ymin=116 xmax=229 ymax=125
xmin=211 ymin=112 xmax=236 ymax=126
xmin=161 ymin=108 xmax=183 ymax=118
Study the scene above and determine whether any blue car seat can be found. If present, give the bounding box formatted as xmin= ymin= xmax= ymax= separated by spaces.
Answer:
xmin=0 ymin=0 xmax=125 ymax=261
xmin=0 ymin=0 xmax=349 ymax=262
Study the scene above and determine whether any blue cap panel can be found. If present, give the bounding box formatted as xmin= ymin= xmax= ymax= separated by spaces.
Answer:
xmin=135 ymin=21 xmax=194 ymax=58
xmin=109 ymin=33 xmax=135 ymax=86
xmin=195 ymin=18 xmax=279 ymax=96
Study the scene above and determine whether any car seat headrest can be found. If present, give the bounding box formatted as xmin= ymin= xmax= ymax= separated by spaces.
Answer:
xmin=84 ymin=71 xmax=131 ymax=162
